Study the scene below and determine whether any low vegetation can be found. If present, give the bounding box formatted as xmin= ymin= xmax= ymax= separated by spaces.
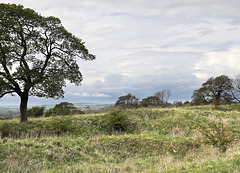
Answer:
xmin=0 ymin=105 xmax=240 ymax=172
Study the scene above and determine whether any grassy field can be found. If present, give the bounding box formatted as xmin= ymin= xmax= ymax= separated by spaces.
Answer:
xmin=0 ymin=105 xmax=240 ymax=172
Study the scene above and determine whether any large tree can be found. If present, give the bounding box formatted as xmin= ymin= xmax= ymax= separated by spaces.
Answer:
xmin=0 ymin=4 xmax=95 ymax=122
xmin=191 ymin=75 xmax=233 ymax=107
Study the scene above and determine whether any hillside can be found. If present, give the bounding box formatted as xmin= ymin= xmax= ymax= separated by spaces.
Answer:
xmin=0 ymin=105 xmax=240 ymax=172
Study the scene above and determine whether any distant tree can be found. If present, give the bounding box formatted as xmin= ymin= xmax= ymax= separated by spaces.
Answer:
xmin=183 ymin=101 xmax=190 ymax=105
xmin=45 ymin=102 xmax=77 ymax=117
xmin=0 ymin=4 xmax=95 ymax=122
xmin=231 ymin=73 xmax=240 ymax=102
xmin=191 ymin=75 xmax=233 ymax=107
xmin=154 ymin=89 xmax=171 ymax=107
xmin=115 ymin=93 xmax=139 ymax=108
xmin=27 ymin=106 xmax=45 ymax=117
xmin=140 ymin=96 xmax=160 ymax=107
xmin=173 ymin=101 xmax=183 ymax=107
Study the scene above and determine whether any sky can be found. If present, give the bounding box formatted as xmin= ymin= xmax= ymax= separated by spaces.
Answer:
xmin=1 ymin=0 xmax=240 ymax=105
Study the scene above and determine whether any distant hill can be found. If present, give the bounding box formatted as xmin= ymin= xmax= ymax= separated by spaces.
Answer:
xmin=0 ymin=106 xmax=19 ymax=117
xmin=0 ymin=103 xmax=114 ymax=117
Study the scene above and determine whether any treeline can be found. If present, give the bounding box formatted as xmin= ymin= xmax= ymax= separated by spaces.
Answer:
xmin=27 ymin=102 xmax=85 ymax=118
xmin=114 ymin=90 xmax=172 ymax=108
xmin=115 ymin=74 xmax=240 ymax=109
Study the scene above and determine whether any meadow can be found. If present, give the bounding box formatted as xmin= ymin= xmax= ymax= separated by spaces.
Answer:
xmin=0 ymin=105 xmax=240 ymax=172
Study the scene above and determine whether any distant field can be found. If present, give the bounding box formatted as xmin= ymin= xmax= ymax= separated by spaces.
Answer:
xmin=0 ymin=106 xmax=19 ymax=117
xmin=0 ymin=105 xmax=239 ymax=172
xmin=0 ymin=103 xmax=114 ymax=118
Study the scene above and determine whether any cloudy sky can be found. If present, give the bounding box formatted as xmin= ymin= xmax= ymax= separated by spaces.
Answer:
xmin=1 ymin=0 xmax=240 ymax=105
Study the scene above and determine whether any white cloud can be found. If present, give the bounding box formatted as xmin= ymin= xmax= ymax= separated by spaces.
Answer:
xmin=92 ymin=93 xmax=111 ymax=98
xmin=194 ymin=45 xmax=240 ymax=79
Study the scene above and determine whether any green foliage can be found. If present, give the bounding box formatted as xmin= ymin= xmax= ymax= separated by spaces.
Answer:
xmin=0 ymin=123 xmax=12 ymax=138
xmin=0 ymin=3 xmax=95 ymax=122
xmin=48 ymin=116 xmax=75 ymax=135
xmin=70 ymin=109 xmax=85 ymax=115
xmin=192 ymin=75 xmax=233 ymax=107
xmin=115 ymin=93 xmax=139 ymax=108
xmin=0 ymin=105 xmax=240 ymax=172
xmin=27 ymin=106 xmax=45 ymax=117
xmin=103 ymin=109 xmax=136 ymax=133
xmin=44 ymin=102 xmax=77 ymax=117
xmin=197 ymin=118 xmax=238 ymax=152
xmin=140 ymin=96 xmax=160 ymax=107
xmin=174 ymin=101 xmax=183 ymax=107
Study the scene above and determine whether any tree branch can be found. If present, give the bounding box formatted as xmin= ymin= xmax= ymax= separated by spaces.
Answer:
xmin=0 ymin=91 xmax=15 ymax=98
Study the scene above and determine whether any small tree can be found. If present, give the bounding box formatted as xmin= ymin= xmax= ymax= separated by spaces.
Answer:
xmin=115 ymin=93 xmax=139 ymax=108
xmin=0 ymin=4 xmax=95 ymax=122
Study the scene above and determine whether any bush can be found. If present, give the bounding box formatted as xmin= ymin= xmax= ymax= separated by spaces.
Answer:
xmin=70 ymin=109 xmax=85 ymax=115
xmin=27 ymin=106 xmax=45 ymax=117
xmin=0 ymin=123 xmax=12 ymax=138
xmin=48 ymin=116 xmax=75 ymax=135
xmin=103 ymin=109 xmax=136 ymax=134
xmin=174 ymin=101 xmax=183 ymax=107
xmin=44 ymin=102 xmax=77 ymax=117
xmin=197 ymin=118 xmax=238 ymax=152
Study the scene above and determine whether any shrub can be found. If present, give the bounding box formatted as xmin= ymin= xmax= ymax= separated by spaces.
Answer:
xmin=0 ymin=123 xmax=12 ymax=138
xmin=44 ymin=102 xmax=77 ymax=117
xmin=27 ymin=106 xmax=45 ymax=117
xmin=70 ymin=109 xmax=85 ymax=115
xmin=48 ymin=116 xmax=75 ymax=135
xmin=44 ymin=108 xmax=55 ymax=117
xmin=103 ymin=109 xmax=136 ymax=134
xmin=174 ymin=101 xmax=183 ymax=107
xmin=196 ymin=118 xmax=238 ymax=152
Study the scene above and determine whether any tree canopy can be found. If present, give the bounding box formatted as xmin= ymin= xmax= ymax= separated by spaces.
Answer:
xmin=191 ymin=75 xmax=233 ymax=107
xmin=44 ymin=102 xmax=78 ymax=117
xmin=115 ymin=93 xmax=139 ymax=108
xmin=0 ymin=3 xmax=95 ymax=122
xmin=139 ymin=96 xmax=160 ymax=107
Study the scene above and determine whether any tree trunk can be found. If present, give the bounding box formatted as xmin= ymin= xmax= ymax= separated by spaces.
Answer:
xmin=20 ymin=94 xmax=29 ymax=122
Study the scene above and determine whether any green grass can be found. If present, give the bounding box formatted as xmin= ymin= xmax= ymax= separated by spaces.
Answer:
xmin=0 ymin=105 xmax=240 ymax=172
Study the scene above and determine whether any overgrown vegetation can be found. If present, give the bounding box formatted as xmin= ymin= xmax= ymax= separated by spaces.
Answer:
xmin=44 ymin=102 xmax=83 ymax=117
xmin=196 ymin=117 xmax=238 ymax=153
xmin=27 ymin=106 xmax=45 ymax=117
xmin=0 ymin=105 xmax=239 ymax=172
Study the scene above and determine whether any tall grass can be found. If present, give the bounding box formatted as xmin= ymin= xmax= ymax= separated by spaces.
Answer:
xmin=0 ymin=105 xmax=239 ymax=172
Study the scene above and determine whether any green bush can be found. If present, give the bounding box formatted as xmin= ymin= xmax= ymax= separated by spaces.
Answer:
xmin=197 ymin=118 xmax=238 ymax=152
xmin=70 ymin=109 xmax=85 ymax=115
xmin=27 ymin=106 xmax=45 ymax=117
xmin=48 ymin=116 xmax=75 ymax=135
xmin=44 ymin=102 xmax=77 ymax=117
xmin=103 ymin=109 xmax=136 ymax=134
xmin=0 ymin=123 xmax=12 ymax=138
